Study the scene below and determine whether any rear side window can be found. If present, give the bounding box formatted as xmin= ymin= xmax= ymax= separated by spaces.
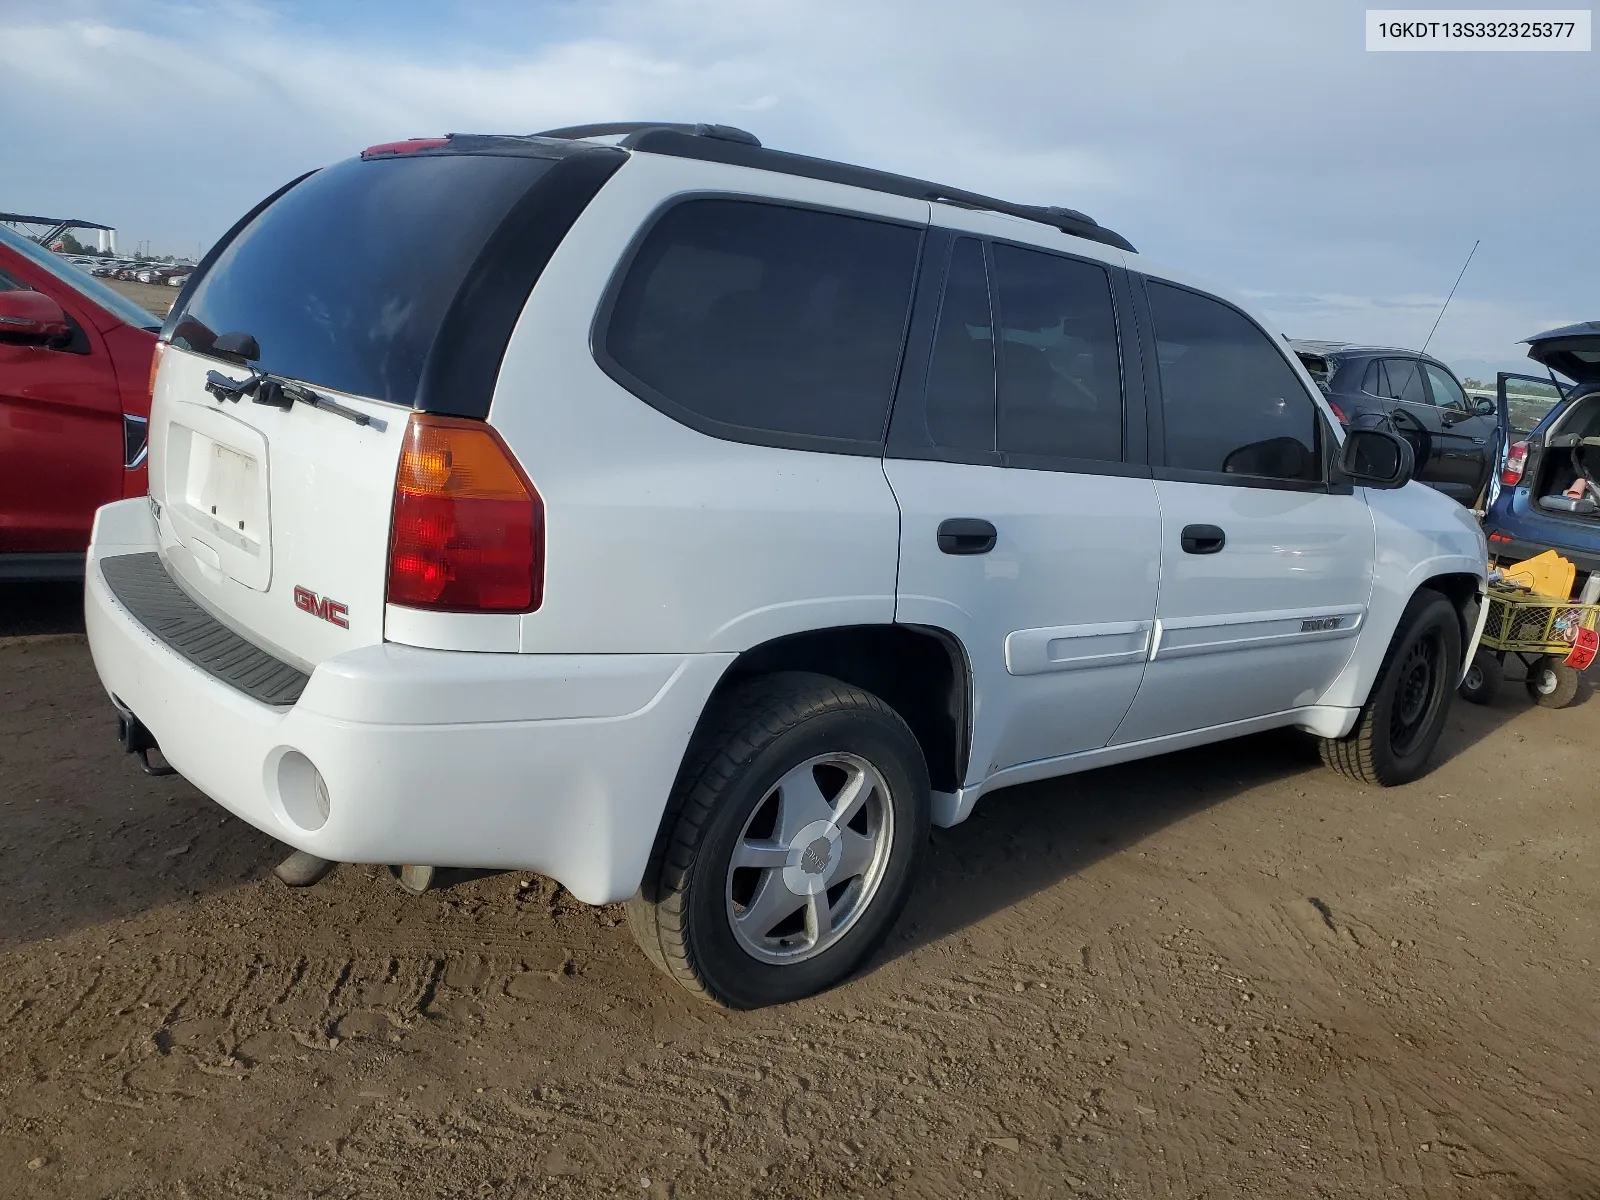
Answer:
xmin=171 ymin=154 xmax=559 ymax=405
xmin=1147 ymin=282 xmax=1320 ymax=483
xmin=992 ymin=242 xmax=1122 ymax=463
xmin=603 ymin=199 xmax=921 ymax=447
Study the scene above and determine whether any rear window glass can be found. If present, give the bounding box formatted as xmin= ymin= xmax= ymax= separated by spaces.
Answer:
xmin=603 ymin=199 xmax=921 ymax=446
xmin=1295 ymin=353 xmax=1332 ymax=387
xmin=170 ymin=154 xmax=556 ymax=405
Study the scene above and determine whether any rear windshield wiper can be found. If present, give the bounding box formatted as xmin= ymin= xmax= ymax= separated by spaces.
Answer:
xmin=204 ymin=367 xmax=388 ymax=432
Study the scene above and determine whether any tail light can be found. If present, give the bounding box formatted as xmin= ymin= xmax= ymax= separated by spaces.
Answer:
xmin=146 ymin=341 xmax=164 ymax=403
xmin=1501 ymin=440 xmax=1529 ymax=486
xmin=1326 ymin=400 xmax=1348 ymax=425
xmin=386 ymin=414 xmax=544 ymax=613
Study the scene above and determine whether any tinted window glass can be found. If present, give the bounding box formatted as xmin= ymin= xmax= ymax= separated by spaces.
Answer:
xmin=1503 ymin=377 xmax=1565 ymax=435
xmin=1362 ymin=360 xmax=1384 ymax=395
xmin=993 ymin=243 xmax=1121 ymax=462
xmin=1380 ymin=357 xmax=1429 ymax=406
xmin=924 ymin=237 xmax=994 ymax=452
xmin=1147 ymin=282 xmax=1319 ymax=481
xmin=606 ymin=200 xmax=920 ymax=444
xmin=1423 ymin=363 xmax=1468 ymax=412
xmin=173 ymin=154 xmax=557 ymax=405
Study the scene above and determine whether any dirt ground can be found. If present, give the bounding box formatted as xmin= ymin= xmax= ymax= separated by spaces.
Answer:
xmin=1 ymin=588 xmax=1597 ymax=1199
xmin=103 ymin=279 xmax=176 ymax=319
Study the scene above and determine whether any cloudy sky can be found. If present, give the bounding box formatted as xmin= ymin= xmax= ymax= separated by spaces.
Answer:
xmin=2 ymin=0 xmax=1594 ymax=379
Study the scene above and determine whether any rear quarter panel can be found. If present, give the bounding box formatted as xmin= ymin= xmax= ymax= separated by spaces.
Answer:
xmin=488 ymin=153 xmax=925 ymax=655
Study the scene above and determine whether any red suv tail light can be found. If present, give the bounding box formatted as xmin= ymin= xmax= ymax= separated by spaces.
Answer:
xmin=1326 ymin=400 xmax=1348 ymax=425
xmin=386 ymin=414 xmax=544 ymax=613
xmin=1501 ymin=440 xmax=1529 ymax=487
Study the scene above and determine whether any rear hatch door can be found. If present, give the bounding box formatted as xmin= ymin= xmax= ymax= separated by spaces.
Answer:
xmin=1526 ymin=321 xmax=1600 ymax=386
xmin=148 ymin=144 xmax=615 ymax=670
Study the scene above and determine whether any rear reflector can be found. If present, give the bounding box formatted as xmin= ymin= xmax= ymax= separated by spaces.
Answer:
xmin=386 ymin=414 xmax=544 ymax=613
xmin=1502 ymin=440 xmax=1528 ymax=486
xmin=361 ymin=137 xmax=449 ymax=159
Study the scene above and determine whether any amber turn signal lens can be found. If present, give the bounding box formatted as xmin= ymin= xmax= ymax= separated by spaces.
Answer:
xmin=386 ymin=414 xmax=544 ymax=613
xmin=147 ymin=341 xmax=165 ymax=404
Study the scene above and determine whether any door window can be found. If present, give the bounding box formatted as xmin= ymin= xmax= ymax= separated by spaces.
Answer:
xmin=1375 ymin=358 xmax=1430 ymax=407
xmin=1501 ymin=376 xmax=1565 ymax=435
xmin=605 ymin=199 xmax=921 ymax=446
xmin=1423 ymin=363 xmax=1469 ymax=412
xmin=1146 ymin=282 xmax=1320 ymax=483
xmin=923 ymin=237 xmax=995 ymax=453
xmin=992 ymin=243 xmax=1122 ymax=463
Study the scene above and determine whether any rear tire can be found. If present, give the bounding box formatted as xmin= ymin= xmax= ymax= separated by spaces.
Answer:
xmin=628 ymin=672 xmax=930 ymax=1009
xmin=1526 ymin=656 xmax=1582 ymax=708
xmin=1320 ymin=591 xmax=1462 ymax=786
xmin=1458 ymin=649 xmax=1500 ymax=705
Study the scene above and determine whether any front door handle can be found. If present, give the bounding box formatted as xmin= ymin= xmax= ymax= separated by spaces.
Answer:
xmin=1181 ymin=524 xmax=1226 ymax=555
xmin=937 ymin=518 xmax=997 ymax=555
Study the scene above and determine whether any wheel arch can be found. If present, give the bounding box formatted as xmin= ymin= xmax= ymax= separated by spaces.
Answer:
xmin=687 ymin=623 xmax=973 ymax=796
xmin=1318 ymin=555 xmax=1486 ymax=711
xmin=1418 ymin=569 xmax=1486 ymax=658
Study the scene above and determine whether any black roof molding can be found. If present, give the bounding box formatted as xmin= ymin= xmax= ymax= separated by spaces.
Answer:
xmin=534 ymin=122 xmax=1136 ymax=253
xmin=533 ymin=122 xmax=762 ymax=146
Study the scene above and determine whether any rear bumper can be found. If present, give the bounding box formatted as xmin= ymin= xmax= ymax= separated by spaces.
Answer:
xmin=1484 ymin=498 xmax=1600 ymax=575
xmin=84 ymin=499 xmax=733 ymax=904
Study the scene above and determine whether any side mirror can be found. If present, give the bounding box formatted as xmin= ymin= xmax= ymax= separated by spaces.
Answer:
xmin=1475 ymin=397 xmax=1496 ymax=416
xmin=1340 ymin=428 xmax=1414 ymax=489
xmin=0 ymin=290 xmax=71 ymax=347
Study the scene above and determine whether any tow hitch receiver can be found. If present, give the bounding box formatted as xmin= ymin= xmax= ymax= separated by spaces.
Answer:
xmin=114 ymin=700 xmax=177 ymax=777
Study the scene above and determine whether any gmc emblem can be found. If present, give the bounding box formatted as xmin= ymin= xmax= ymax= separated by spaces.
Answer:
xmin=293 ymin=585 xmax=349 ymax=629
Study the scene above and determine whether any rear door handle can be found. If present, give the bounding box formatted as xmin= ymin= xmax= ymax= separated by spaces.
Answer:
xmin=937 ymin=518 xmax=997 ymax=555
xmin=1180 ymin=524 xmax=1226 ymax=555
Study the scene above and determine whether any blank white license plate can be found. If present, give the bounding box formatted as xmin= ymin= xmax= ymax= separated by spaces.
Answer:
xmin=184 ymin=435 xmax=264 ymax=552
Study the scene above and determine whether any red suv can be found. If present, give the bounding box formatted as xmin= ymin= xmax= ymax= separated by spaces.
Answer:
xmin=1 ymin=225 xmax=161 ymax=579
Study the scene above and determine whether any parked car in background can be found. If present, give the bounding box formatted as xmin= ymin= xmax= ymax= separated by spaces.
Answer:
xmin=85 ymin=123 xmax=1485 ymax=1007
xmin=0 ymin=224 xmax=160 ymax=579
xmin=1484 ymin=322 xmax=1600 ymax=574
xmin=1290 ymin=340 xmax=1500 ymax=506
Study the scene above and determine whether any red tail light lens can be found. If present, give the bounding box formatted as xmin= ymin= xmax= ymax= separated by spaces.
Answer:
xmin=361 ymin=138 xmax=449 ymax=159
xmin=1327 ymin=400 xmax=1348 ymax=425
xmin=1501 ymin=440 xmax=1528 ymax=487
xmin=386 ymin=414 xmax=543 ymax=613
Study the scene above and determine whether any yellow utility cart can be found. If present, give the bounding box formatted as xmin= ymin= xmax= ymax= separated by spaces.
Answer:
xmin=1459 ymin=581 xmax=1599 ymax=708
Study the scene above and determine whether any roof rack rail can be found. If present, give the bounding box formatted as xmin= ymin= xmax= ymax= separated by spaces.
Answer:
xmin=530 ymin=122 xmax=1135 ymax=253
xmin=533 ymin=122 xmax=762 ymax=147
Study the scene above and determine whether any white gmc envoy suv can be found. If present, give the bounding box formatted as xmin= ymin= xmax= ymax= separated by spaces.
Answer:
xmin=85 ymin=122 xmax=1488 ymax=1007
